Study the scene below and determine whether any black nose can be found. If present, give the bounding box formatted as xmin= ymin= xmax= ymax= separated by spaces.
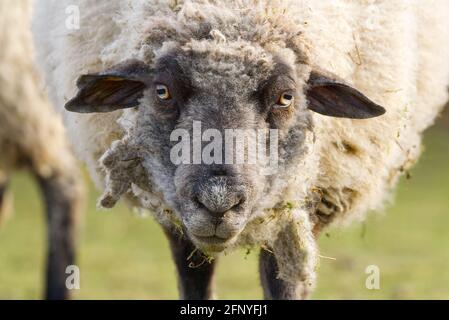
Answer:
xmin=195 ymin=193 xmax=243 ymax=217
xmin=194 ymin=175 xmax=245 ymax=217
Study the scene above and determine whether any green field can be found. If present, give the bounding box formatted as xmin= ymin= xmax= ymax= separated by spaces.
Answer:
xmin=1 ymin=119 xmax=449 ymax=300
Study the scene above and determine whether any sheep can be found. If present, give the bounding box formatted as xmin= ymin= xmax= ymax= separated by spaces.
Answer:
xmin=0 ymin=0 xmax=83 ymax=299
xmin=32 ymin=0 xmax=449 ymax=299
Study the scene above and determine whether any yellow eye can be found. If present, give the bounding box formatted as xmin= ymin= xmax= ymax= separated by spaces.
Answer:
xmin=156 ymin=84 xmax=171 ymax=100
xmin=277 ymin=92 xmax=294 ymax=108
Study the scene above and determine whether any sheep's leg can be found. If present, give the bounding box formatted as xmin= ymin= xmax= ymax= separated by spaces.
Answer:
xmin=259 ymin=248 xmax=301 ymax=299
xmin=260 ymin=211 xmax=318 ymax=300
xmin=35 ymin=172 xmax=79 ymax=300
xmin=165 ymin=229 xmax=216 ymax=300
xmin=0 ymin=177 xmax=9 ymax=223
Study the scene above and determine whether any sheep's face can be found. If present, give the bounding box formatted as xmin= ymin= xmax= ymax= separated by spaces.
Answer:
xmin=149 ymin=45 xmax=304 ymax=251
xmin=66 ymin=42 xmax=385 ymax=252
xmin=140 ymin=44 xmax=302 ymax=251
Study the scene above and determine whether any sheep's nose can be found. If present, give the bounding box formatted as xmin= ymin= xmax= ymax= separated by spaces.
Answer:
xmin=194 ymin=177 xmax=245 ymax=217
xmin=196 ymin=193 xmax=243 ymax=217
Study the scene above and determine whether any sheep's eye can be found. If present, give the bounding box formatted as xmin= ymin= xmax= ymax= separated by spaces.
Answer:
xmin=276 ymin=92 xmax=294 ymax=108
xmin=156 ymin=84 xmax=171 ymax=100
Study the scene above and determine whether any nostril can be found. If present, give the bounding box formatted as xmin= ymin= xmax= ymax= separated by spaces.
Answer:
xmin=232 ymin=197 xmax=245 ymax=211
xmin=194 ymin=196 xmax=205 ymax=209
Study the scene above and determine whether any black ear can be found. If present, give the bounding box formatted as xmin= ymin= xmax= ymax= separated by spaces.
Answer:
xmin=306 ymin=70 xmax=386 ymax=119
xmin=65 ymin=60 xmax=153 ymax=113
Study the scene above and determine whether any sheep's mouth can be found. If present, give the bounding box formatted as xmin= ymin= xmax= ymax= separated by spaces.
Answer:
xmin=194 ymin=235 xmax=231 ymax=243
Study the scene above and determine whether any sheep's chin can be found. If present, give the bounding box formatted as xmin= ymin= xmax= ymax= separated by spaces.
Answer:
xmin=189 ymin=234 xmax=240 ymax=253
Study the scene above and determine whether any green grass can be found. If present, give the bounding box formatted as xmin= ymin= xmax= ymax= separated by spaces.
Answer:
xmin=1 ymin=123 xmax=449 ymax=299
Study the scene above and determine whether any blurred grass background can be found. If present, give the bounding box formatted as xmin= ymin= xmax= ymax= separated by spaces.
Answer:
xmin=0 ymin=109 xmax=448 ymax=300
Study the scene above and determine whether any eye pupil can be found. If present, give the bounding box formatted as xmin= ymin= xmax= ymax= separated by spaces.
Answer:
xmin=156 ymin=84 xmax=171 ymax=100
xmin=277 ymin=92 xmax=294 ymax=108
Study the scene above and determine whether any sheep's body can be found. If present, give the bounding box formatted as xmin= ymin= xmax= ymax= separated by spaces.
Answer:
xmin=0 ymin=0 xmax=82 ymax=299
xmin=33 ymin=0 xmax=449 ymax=298
xmin=0 ymin=0 xmax=73 ymax=181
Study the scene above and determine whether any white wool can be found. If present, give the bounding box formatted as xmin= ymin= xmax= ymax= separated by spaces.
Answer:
xmin=0 ymin=0 xmax=78 ymax=180
xmin=32 ymin=0 xmax=449 ymax=297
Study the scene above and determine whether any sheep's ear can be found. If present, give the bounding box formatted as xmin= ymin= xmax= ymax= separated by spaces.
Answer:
xmin=306 ymin=71 xmax=386 ymax=119
xmin=65 ymin=60 xmax=152 ymax=113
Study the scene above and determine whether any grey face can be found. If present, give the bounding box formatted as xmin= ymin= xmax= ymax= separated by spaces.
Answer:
xmin=66 ymin=42 xmax=385 ymax=252
xmin=134 ymin=49 xmax=305 ymax=251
